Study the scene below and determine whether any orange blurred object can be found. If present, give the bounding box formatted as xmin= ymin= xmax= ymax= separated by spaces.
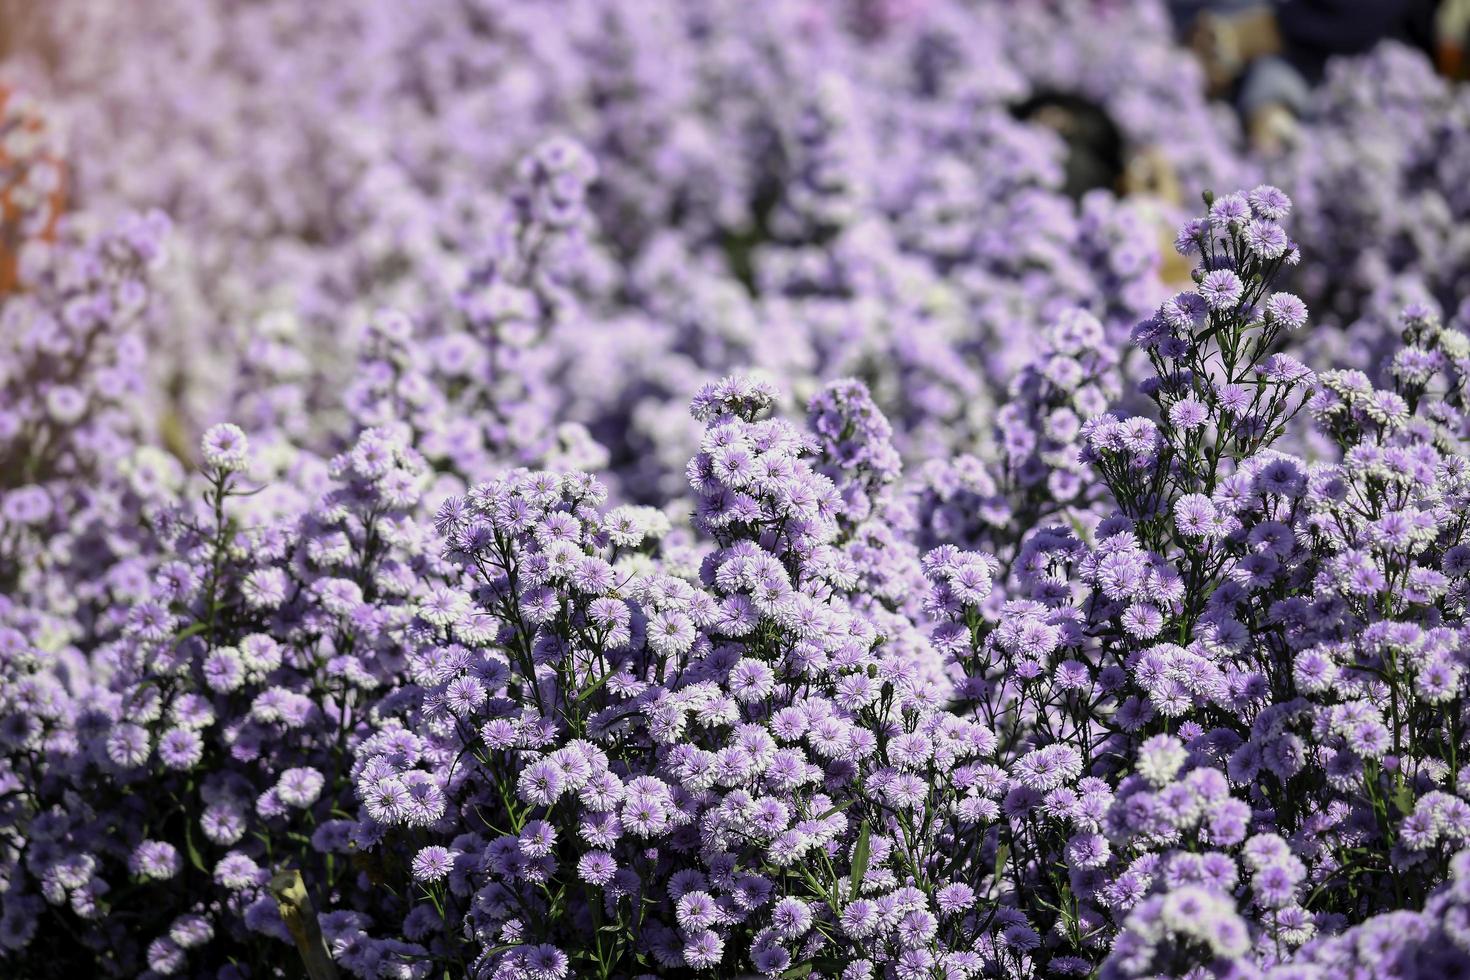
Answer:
xmin=1439 ymin=0 xmax=1470 ymax=79
xmin=0 ymin=84 xmax=66 ymax=295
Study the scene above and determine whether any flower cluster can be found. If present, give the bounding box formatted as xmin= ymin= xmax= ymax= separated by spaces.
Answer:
xmin=0 ymin=209 xmax=171 ymax=618
xmin=0 ymin=423 xmax=437 ymax=973
xmin=332 ymin=374 xmax=1008 ymax=977
xmin=0 ymin=85 xmax=66 ymax=295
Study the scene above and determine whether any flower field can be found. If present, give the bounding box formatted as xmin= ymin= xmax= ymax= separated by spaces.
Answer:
xmin=3 ymin=2 xmax=1470 ymax=978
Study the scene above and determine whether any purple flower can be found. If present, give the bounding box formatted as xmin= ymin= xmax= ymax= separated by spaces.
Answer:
xmin=1198 ymin=269 xmax=1244 ymax=311
xmin=1265 ymin=292 xmax=1309 ymax=330
xmin=1244 ymin=219 xmax=1290 ymax=259
xmin=1168 ymin=398 xmax=1208 ymax=431
xmin=518 ymin=760 xmax=567 ymax=807
xmin=411 ymin=846 xmax=456 ymax=883
xmin=1248 ymin=185 xmax=1292 ymax=221
xmin=131 ymin=841 xmax=181 ymax=880
xmin=577 ymin=850 xmax=617 ymax=886
xmin=523 ymin=944 xmax=569 ymax=980
xmin=157 ymin=728 xmax=203 ymax=770
xmin=1174 ymin=494 xmax=1217 ymax=538
xmin=200 ymin=423 xmax=249 ymax=472
xmin=276 ymin=768 xmax=325 ymax=808
xmin=1210 ymin=193 xmax=1252 ymax=227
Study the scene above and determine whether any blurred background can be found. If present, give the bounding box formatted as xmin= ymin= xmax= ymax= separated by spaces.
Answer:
xmin=2 ymin=0 xmax=1468 ymax=520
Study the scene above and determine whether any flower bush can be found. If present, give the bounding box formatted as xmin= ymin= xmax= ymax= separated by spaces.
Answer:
xmin=3 ymin=2 xmax=1470 ymax=978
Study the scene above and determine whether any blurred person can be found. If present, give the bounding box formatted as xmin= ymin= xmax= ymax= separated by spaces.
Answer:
xmin=1013 ymin=90 xmax=1196 ymax=286
xmin=1440 ymin=0 xmax=1470 ymax=76
xmin=1013 ymin=91 xmax=1126 ymax=200
xmin=1175 ymin=1 xmax=1440 ymax=153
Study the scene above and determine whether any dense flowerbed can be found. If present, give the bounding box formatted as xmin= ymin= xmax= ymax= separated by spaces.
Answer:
xmin=3 ymin=1 xmax=1470 ymax=978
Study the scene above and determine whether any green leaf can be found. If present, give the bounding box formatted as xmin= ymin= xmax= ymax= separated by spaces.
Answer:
xmin=174 ymin=621 xmax=210 ymax=643
xmin=1393 ymin=782 xmax=1415 ymax=816
xmin=480 ymin=943 xmax=524 ymax=956
xmin=780 ymin=964 xmax=814 ymax=979
xmin=849 ymin=819 xmax=871 ymax=896
xmin=184 ymin=821 xmax=206 ymax=872
xmin=993 ymin=842 xmax=1011 ymax=887
xmin=1065 ymin=509 xmax=1092 ymax=542
xmin=575 ymin=667 xmax=616 ymax=704
xmin=814 ymin=799 xmax=853 ymax=821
